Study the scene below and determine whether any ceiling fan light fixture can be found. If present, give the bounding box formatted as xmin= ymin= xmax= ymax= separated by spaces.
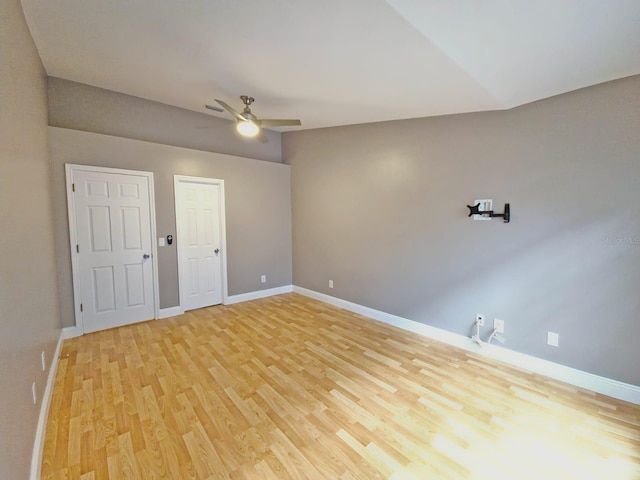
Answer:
xmin=236 ymin=120 xmax=259 ymax=137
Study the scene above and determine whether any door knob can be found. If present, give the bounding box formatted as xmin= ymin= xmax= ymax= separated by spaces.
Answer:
xmin=214 ymin=248 xmax=220 ymax=254
xmin=143 ymin=254 xmax=150 ymax=259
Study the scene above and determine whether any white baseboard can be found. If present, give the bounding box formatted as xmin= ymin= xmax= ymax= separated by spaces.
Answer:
xmin=62 ymin=325 xmax=82 ymax=339
xmin=158 ymin=306 xmax=184 ymax=319
xmin=62 ymin=306 xmax=186 ymax=333
xmin=155 ymin=286 xmax=295 ymax=316
xmin=30 ymin=330 xmax=65 ymax=480
xmin=225 ymin=285 xmax=293 ymax=305
xmin=293 ymin=286 xmax=640 ymax=405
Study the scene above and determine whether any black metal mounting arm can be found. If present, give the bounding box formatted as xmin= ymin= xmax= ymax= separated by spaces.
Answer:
xmin=466 ymin=203 xmax=510 ymax=223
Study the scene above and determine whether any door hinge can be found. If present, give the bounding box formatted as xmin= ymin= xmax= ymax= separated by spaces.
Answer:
xmin=72 ymin=183 xmax=75 ymax=192
xmin=76 ymin=244 xmax=80 ymax=253
xmin=80 ymin=303 xmax=83 ymax=312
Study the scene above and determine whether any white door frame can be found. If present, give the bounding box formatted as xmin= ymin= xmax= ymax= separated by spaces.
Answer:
xmin=174 ymin=175 xmax=229 ymax=308
xmin=66 ymin=164 xmax=160 ymax=334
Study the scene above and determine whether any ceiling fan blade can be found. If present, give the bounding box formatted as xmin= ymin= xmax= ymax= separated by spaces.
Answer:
xmin=257 ymin=119 xmax=302 ymax=127
xmin=204 ymin=104 xmax=224 ymax=112
xmin=215 ymin=99 xmax=248 ymax=122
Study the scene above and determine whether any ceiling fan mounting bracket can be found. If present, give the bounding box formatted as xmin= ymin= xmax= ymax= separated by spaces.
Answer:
xmin=240 ymin=95 xmax=255 ymax=107
xmin=239 ymin=95 xmax=257 ymax=119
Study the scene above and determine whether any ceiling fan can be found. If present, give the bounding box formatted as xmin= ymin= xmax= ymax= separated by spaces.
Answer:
xmin=205 ymin=95 xmax=302 ymax=142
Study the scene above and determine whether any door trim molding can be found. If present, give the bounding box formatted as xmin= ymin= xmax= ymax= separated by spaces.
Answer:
xmin=174 ymin=175 xmax=229 ymax=310
xmin=65 ymin=164 xmax=160 ymax=334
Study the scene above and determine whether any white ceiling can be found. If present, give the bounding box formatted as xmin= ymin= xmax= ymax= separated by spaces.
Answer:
xmin=21 ymin=0 xmax=640 ymax=131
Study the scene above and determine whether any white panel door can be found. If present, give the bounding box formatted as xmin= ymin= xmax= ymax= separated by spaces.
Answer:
xmin=73 ymin=170 xmax=155 ymax=332
xmin=176 ymin=179 xmax=224 ymax=310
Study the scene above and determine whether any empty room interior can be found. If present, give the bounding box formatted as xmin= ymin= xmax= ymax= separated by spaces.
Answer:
xmin=2 ymin=1 xmax=640 ymax=479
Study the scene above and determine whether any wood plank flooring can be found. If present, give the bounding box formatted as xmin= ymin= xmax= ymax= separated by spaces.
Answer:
xmin=42 ymin=293 xmax=640 ymax=479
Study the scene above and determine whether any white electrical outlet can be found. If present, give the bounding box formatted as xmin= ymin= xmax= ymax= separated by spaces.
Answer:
xmin=473 ymin=199 xmax=493 ymax=220
xmin=329 ymin=280 xmax=334 ymax=288
xmin=41 ymin=351 xmax=46 ymax=371
xmin=494 ymin=318 xmax=505 ymax=333
xmin=547 ymin=332 xmax=559 ymax=347
xmin=475 ymin=314 xmax=485 ymax=326
xmin=32 ymin=382 xmax=37 ymax=405
xmin=261 ymin=275 xmax=266 ymax=283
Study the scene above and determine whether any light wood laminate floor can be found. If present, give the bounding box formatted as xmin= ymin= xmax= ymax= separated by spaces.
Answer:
xmin=42 ymin=293 xmax=640 ymax=479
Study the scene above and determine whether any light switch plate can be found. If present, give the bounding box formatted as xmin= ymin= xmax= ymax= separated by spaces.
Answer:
xmin=158 ymin=237 xmax=165 ymax=247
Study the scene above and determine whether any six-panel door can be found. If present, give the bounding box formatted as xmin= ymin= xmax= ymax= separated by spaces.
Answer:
xmin=176 ymin=180 xmax=223 ymax=311
xmin=73 ymin=170 xmax=155 ymax=332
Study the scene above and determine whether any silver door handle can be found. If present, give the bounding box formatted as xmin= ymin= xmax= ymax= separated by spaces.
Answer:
xmin=214 ymin=249 xmax=220 ymax=254
xmin=143 ymin=254 xmax=150 ymax=259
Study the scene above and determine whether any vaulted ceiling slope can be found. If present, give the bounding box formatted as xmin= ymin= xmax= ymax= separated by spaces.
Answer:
xmin=21 ymin=0 xmax=640 ymax=130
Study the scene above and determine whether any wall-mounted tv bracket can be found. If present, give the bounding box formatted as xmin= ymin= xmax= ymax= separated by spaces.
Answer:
xmin=467 ymin=202 xmax=510 ymax=223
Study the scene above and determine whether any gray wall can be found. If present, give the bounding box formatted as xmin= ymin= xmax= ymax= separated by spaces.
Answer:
xmin=48 ymin=77 xmax=283 ymax=163
xmin=49 ymin=128 xmax=292 ymax=327
xmin=283 ymin=75 xmax=640 ymax=386
xmin=0 ymin=1 xmax=62 ymax=478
